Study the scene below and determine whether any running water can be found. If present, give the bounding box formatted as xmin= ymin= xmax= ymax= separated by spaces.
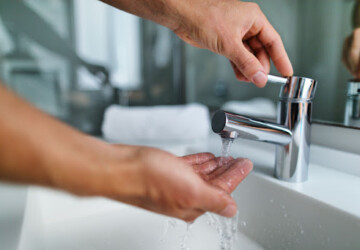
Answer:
xmin=160 ymin=219 xmax=177 ymax=243
xmin=211 ymin=137 xmax=239 ymax=250
xmin=180 ymin=223 xmax=193 ymax=250
xmin=219 ymin=137 xmax=234 ymax=166
xmin=207 ymin=209 xmax=239 ymax=250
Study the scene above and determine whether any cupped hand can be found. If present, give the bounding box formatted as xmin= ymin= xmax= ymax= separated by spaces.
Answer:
xmin=181 ymin=152 xmax=252 ymax=194
xmin=104 ymin=146 xmax=252 ymax=222
xmin=343 ymin=28 xmax=360 ymax=79
xmin=172 ymin=0 xmax=293 ymax=87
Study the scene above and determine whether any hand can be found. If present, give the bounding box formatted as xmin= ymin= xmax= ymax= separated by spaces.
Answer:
xmin=181 ymin=153 xmax=251 ymax=194
xmin=78 ymin=146 xmax=252 ymax=222
xmin=172 ymin=0 xmax=293 ymax=87
xmin=0 ymin=82 xmax=253 ymax=222
xmin=343 ymin=28 xmax=360 ymax=79
xmin=101 ymin=0 xmax=293 ymax=87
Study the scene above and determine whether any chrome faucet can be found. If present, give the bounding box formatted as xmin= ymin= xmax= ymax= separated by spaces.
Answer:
xmin=211 ymin=75 xmax=318 ymax=182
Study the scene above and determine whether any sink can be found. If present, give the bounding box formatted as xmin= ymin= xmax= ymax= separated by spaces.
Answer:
xmin=15 ymin=187 xmax=263 ymax=250
xmin=0 ymin=183 xmax=27 ymax=250
xmin=235 ymin=173 xmax=360 ymax=249
xmin=1 ymin=135 xmax=360 ymax=250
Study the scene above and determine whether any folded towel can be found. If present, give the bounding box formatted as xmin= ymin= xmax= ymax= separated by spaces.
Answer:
xmin=102 ymin=103 xmax=211 ymax=142
xmin=221 ymin=98 xmax=277 ymax=119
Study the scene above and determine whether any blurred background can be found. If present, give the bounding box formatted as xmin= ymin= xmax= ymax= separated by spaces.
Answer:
xmin=0 ymin=0 xmax=356 ymax=135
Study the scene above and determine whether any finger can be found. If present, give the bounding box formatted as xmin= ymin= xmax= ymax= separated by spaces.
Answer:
xmin=349 ymin=29 xmax=360 ymax=73
xmin=244 ymin=41 xmax=254 ymax=53
xmin=257 ymin=20 xmax=293 ymax=77
xmin=256 ymin=49 xmax=271 ymax=74
xmin=209 ymin=158 xmax=253 ymax=193
xmin=355 ymin=53 xmax=360 ymax=79
xmin=231 ymin=43 xmax=268 ymax=87
xmin=230 ymin=61 xmax=248 ymax=82
xmin=182 ymin=210 xmax=205 ymax=222
xmin=198 ymin=186 xmax=237 ymax=217
xmin=181 ymin=153 xmax=215 ymax=165
xmin=193 ymin=156 xmax=234 ymax=176
xmin=248 ymin=37 xmax=271 ymax=74
xmin=193 ymin=159 xmax=218 ymax=177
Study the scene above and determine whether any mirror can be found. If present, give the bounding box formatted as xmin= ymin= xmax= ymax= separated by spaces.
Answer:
xmin=0 ymin=0 xmax=359 ymax=134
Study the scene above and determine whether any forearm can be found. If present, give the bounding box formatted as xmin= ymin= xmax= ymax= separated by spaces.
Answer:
xmin=100 ymin=0 xmax=202 ymax=31
xmin=0 ymin=83 xmax=124 ymax=196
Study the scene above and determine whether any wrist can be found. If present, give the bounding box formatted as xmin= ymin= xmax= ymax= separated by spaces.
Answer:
xmin=46 ymin=136 xmax=145 ymax=200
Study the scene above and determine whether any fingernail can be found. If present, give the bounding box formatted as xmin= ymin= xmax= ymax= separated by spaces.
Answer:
xmin=220 ymin=203 xmax=237 ymax=217
xmin=252 ymin=71 xmax=267 ymax=86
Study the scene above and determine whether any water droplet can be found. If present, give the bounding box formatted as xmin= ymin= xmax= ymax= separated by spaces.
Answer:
xmin=281 ymin=205 xmax=286 ymax=209
xmin=160 ymin=219 xmax=176 ymax=243
xmin=300 ymin=229 xmax=304 ymax=234
xmin=318 ymin=224 xmax=322 ymax=229
xmin=283 ymin=213 xmax=288 ymax=218
xmin=269 ymin=199 xmax=274 ymax=204
xmin=240 ymin=221 xmax=247 ymax=227
xmin=240 ymin=168 xmax=245 ymax=175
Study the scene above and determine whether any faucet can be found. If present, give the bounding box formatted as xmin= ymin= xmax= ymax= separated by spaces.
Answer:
xmin=211 ymin=75 xmax=318 ymax=182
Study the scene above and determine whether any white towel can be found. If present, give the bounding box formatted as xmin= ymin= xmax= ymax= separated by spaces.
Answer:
xmin=102 ymin=103 xmax=211 ymax=143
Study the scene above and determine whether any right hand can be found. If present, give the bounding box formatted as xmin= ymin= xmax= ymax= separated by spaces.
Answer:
xmin=101 ymin=0 xmax=293 ymax=87
xmin=170 ymin=0 xmax=293 ymax=87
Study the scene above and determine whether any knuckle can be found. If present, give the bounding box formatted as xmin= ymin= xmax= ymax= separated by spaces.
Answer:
xmin=235 ymin=55 xmax=257 ymax=74
xmin=248 ymin=2 xmax=260 ymax=12
xmin=265 ymin=33 xmax=281 ymax=49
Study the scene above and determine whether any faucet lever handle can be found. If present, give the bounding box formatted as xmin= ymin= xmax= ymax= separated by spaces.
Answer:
xmin=267 ymin=74 xmax=288 ymax=85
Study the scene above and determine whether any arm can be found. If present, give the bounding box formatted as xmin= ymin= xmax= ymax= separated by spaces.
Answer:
xmin=101 ymin=0 xmax=293 ymax=87
xmin=0 ymin=83 xmax=252 ymax=221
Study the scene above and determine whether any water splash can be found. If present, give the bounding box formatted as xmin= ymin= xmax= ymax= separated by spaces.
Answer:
xmin=206 ymin=211 xmax=239 ymax=250
xmin=180 ymin=223 xmax=193 ymax=250
xmin=215 ymin=137 xmax=238 ymax=250
xmin=160 ymin=219 xmax=177 ymax=243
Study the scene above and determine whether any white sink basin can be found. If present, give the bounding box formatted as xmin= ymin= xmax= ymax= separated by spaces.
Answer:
xmin=1 ymin=135 xmax=360 ymax=250
xmin=15 ymin=187 xmax=263 ymax=250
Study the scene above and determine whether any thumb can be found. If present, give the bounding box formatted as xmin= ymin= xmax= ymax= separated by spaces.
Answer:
xmin=231 ymin=44 xmax=268 ymax=87
xmin=199 ymin=186 xmax=237 ymax=217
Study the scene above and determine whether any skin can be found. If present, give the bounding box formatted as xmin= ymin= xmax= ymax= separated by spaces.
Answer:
xmin=0 ymin=0 xmax=294 ymax=221
xmin=0 ymin=84 xmax=252 ymax=221
xmin=343 ymin=28 xmax=360 ymax=79
xmin=101 ymin=0 xmax=294 ymax=87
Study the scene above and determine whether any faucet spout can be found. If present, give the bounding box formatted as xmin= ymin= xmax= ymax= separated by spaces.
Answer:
xmin=212 ymin=111 xmax=292 ymax=145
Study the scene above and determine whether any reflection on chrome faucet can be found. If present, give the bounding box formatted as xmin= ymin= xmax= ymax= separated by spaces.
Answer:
xmin=212 ymin=75 xmax=318 ymax=183
xmin=344 ymin=80 xmax=360 ymax=127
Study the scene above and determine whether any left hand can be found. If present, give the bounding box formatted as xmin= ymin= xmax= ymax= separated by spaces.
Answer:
xmin=181 ymin=152 xmax=252 ymax=194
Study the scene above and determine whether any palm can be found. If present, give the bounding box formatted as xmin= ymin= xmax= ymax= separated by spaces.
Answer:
xmin=181 ymin=153 xmax=252 ymax=194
